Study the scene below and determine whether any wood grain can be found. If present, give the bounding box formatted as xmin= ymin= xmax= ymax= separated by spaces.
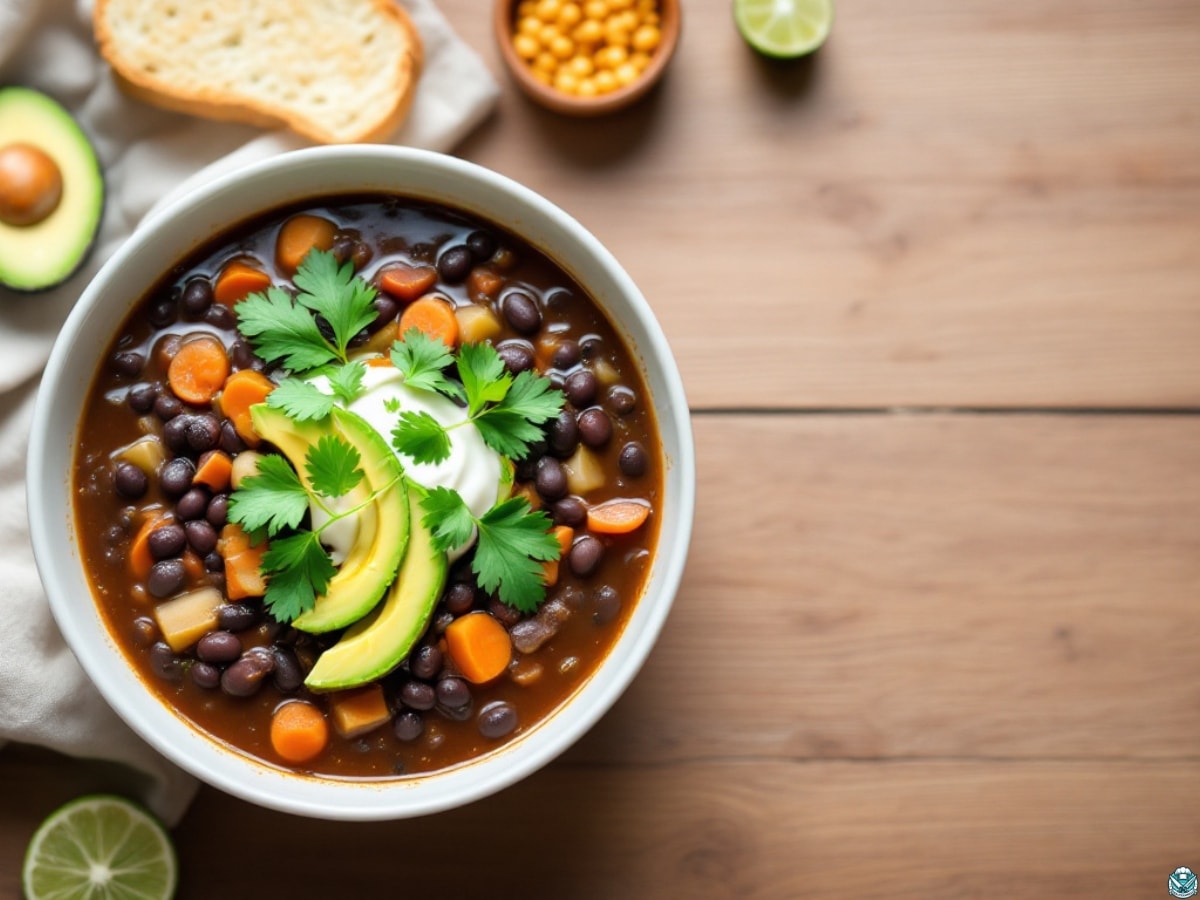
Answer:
xmin=443 ymin=0 xmax=1200 ymax=408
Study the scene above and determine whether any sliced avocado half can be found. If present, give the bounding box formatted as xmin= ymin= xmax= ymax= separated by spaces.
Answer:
xmin=250 ymin=404 xmax=410 ymax=634
xmin=0 ymin=87 xmax=104 ymax=292
xmin=305 ymin=487 xmax=447 ymax=691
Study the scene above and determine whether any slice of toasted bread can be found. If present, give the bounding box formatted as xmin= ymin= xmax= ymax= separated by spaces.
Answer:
xmin=94 ymin=0 xmax=423 ymax=144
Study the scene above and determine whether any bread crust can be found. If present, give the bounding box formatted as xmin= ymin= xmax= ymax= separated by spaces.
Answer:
xmin=94 ymin=0 xmax=423 ymax=144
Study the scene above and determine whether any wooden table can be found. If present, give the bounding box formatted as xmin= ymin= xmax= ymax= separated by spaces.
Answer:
xmin=3 ymin=1 xmax=1199 ymax=896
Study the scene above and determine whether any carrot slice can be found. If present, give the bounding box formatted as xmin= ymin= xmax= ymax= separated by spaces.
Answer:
xmin=270 ymin=700 xmax=330 ymax=764
xmin=276 ymin=214 xmax=336 ymax=274
xmin=378 ymin=263 xmax=438 ymax=302
xmin=214 ymin=260 xmax=272 ymax=307
xmin=225 ymin=544 xmax=267 ymax=600
xmin=444 ymin=612 xmax=512 ymax=685
xmin=398 ymin=295 xmax=460 ymax=348
xmin=467 ymin=266 xmax=504 ymax=300
xmin=193 ymin=449 xmax=233 ymax=492
xmin=219 ymin=369 xmax=274 ymax=445
xmin=167 ymin=335 xmax=229 ymax=405
xmin=586 ymin=499 xmax=651 ymax=535
xmin=129 ymin=511 xmax=171 ymax=580
xmin=542 ymin=525 xmax=574 ymax=587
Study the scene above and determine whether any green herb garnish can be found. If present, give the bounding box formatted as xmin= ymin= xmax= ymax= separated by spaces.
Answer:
xmin=421 ymin=488 xmax=562 ymax=613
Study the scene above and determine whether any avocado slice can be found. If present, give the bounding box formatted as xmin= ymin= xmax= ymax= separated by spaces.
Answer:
xmin=250 ymin=404 xmax=410 ymax=634
xmin=305 ymin=487 xmax=447 ymax=691
xmin=0 ymin=87 xmax=104 ymax=292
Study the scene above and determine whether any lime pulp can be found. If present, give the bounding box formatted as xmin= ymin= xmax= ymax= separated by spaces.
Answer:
xmin=733 ymin=0 xmax=834 ymax=59
xmin=22 ymin=794 xmax=178 ymax=900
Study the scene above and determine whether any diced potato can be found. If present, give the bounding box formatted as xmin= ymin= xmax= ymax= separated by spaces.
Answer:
xmin=154 ymin=587 xmax=223 ymax=652
xmin=328 ymin=684 xmax=392 ymax=738
xmin=456 ymin=304 xmax=502 ymax=345
xmin=355 ymin=319 xmax=399 ymax=357
xmin=562 ymin=445 xmax=605 ymax=495
xmin=229 ymin=450 xmax=263 ymax=488
xmin=115 ymin=436 xmax=167 ymax=476
xmin=592 ymin=357 xmax=620 ymax=387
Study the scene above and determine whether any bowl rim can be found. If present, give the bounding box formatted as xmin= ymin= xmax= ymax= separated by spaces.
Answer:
xmin=493 ymin=0 xmax=682 ymax=116
xmin=26 ymin=145 xmax=695 ymax=820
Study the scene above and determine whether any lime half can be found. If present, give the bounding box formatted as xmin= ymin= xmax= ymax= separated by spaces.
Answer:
xmin=22 ymin=795 xmax=178 ymax=900
xmin=734 ymin=0 xmax=834 ymax=59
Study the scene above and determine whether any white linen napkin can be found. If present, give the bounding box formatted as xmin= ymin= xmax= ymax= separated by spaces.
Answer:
xmin=0 ymin=0 xmax=498 ymax=825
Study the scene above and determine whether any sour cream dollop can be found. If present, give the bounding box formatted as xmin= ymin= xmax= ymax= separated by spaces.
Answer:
xmin=310 ymin=364 xmax=503 ymax=563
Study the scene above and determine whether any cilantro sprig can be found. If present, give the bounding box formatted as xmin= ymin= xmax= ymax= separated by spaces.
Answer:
xmin=390 ymin=329 xmax=564 ymax=465
xmin=421 ymin=487 xmax=562 ymax=613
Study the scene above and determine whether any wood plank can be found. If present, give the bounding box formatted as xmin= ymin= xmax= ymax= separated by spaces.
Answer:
xmin=567 ymin=413 xmax=1200 ymax=763
xmin=3 ymin=748 xmax=1198 ymax=898
xmin=440 ymin=0 xmax=1200 ymax=407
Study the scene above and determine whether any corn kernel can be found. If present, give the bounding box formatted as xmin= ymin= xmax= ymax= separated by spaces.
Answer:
xmin=532 ymin=67 xmax=553 ymax=85
xmin=636 ymin=0 xmax=655 ymax=12
xmin=615 ymin=10 xmax=639 ymax=30
xmin=535 ymin=51 xmax=558 ymax=73
xmin=605 ymin=24 xmax=631 ymax=47
xmin=594 ymin=69 xmax=618 ymax=93
xmin=596 ymin=44 xmax=628 ymax=69
xmin=631 ymin=23 xmax=660 ymax=52
xmin=518 ymin=0 xmax=537 ymax=15
xmin=644 ymin=11 xmax=660 ymax=25
xmin=614 ymin=61 xmax=639 ymax=86
xmin=538 ymin=24 xmax=561 ymax=47
xmin=568 ymin=54 xmax=594 ymax=77
xmin=513 ymin=33 xmax=540 ymax=59
xmin=550 ymin=34 xmax=575 ymax=59
xmin=629 ymin=50 xmax=651 ymax=71
xmin=609 ymin=0 xmax=633 ymax=9
xmin=553 ymin=70 xmax=580 ymax=93
xmin=577 ymin=78 xmax=598 ymax=97
xmin=572 ymin=18 xmax=604 ymax=43
xmin=536 ymin=0 xmax=563 ymax=20
xmin=558 ymin=2 xmax=583 ymax=26
xmin=583 ymin=0 xmax=608 ymax=19
xmin=518 ymin=14 xmax=542 ymax=35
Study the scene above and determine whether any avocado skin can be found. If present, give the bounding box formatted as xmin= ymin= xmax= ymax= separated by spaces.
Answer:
xmin=0 ymin=87 xmax=105 ymax=293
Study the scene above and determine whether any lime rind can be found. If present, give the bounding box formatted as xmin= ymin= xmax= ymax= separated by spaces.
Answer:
xmin=22 ymin=794 xmax=178 ymax=900
xmin=734 ymin=0 xmax=834 ymax=59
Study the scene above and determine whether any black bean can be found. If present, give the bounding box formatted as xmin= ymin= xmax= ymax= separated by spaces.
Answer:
xmin=147 ymin=559 xmax=186 ymax=598
xmin=559 ymin=585 xmax=587 ymax=610
xmin=488 ymin=598 xmax=523 ymax=627
xmin=552 ymin=340 xmax=581 ymax=370
xmin=580 ymin=335 xmax=604 ymax=360
xmin=204 ymin=551 xmax=223 ymax=573
xmin=219 ymin=419 xmax=246 ymax=454
xmin=439 ymin=700 xmax=474 ymax=722
xmin=148 ymin=298 xmax=176 ymax=328
xmin=410 ymin=643 xmax=443 ymax=681
xmin=131 ymin=616 xmax=158 ymax=647
xmin=206 ymin=493 xmax=229 ymax=528
xmin=372 ymin=294 xmax=400 ymax=330
xmin=204 ymin=304 xmax=235 ymax=329
xmin=185 ymin=519 xmax=218 ymax=554
xmin=568 ymin=535 xmax=604 ymax=577
xmin=160 ymin=458 xmax=195 ymax=497
xmin=351 ymin=241 xmax=373 ymax=269
xmin=400 ymin=680 xmax=436 ymax=711
xmin=185 ymin=415 xmax=221 ymax=453
xmin=217 ymin=603 xmax=259 ymax=632
xmin=436 ymin=676 xmax=471 ymax=709
xmin=196 ymin=630 xmax=242 ymax=664
xmin=271 ymin=647 xmax=304 ymax=693
xmin=191 ymin=662 xmax=221 ymax=689
xmin=478 ymin=701 xmax=518 ymax=739
xmin=466 ymin=230 xmax=497 ymax=262
xmin=495 ymin=339 xmax=534 ymax=374
xmin=535 ymin=456 xmax=568 ymax=501
xmin=154 ymin=393 xmax=183 ymax=421
xmin=228 ymin=340 xmax=256 ymax=371
xmin=207 ymin=570 xmax=226 ymax=593
xmin=113 ymin=462 xmax=148 ymax=499
xmin=501 ymin=290 xmax=541 ymax=335
xmin=593 ymin=584 xmax=621 ymax=624
xmin=111 ymin=351 xmax=145 ymax=377
xmin=437 ymin=245 xmax=472 ymax=283
xmin=564 ymin=369 xmax=598 ymax=407
xmin=444 ymin=582 xmax=477 ymax=616
xmin=547 ymin=408 xmax=579 ymax=458
xmin=619 ymin=441 xmax=648 ymax=477
xmin=577 ymin=408 xmax=612 ymax=447
xmin=552 ymin=496 xmax=587 ymax=527
xmin=149 ymin=642 xmax=182 ymax=681
xmin=147 ymin=524 xmax=186 ymax=560
xmin=177 ymin=487 xmax=209 ymax=521
xmin=394 ymin=711 xmax=424 ymax=742
xmin=181 ymin=278 xmax=214 ymax=316
xmin=608 ymin=384 xmax=637 ymax=416
xmin=220 ymin=654 xmax=271 ymax=697
xmin=162 ymin=416 xmax=191 ymax=455
xmin=127 ymin=383 xmax=158 ymax=414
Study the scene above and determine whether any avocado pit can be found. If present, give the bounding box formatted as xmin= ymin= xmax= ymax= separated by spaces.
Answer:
xmin=0 ymin=143 xmax=63 ymax=227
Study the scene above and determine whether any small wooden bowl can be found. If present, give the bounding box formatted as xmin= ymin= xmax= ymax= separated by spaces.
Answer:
xmin=494 ymin=0 xmax=681 ymax=117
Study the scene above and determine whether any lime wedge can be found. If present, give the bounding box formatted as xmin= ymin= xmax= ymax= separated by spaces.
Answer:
xmin=22 ymin=795 xmax=178 ymax=900
xmin=733 ymin=0 xmax=834 ymax=59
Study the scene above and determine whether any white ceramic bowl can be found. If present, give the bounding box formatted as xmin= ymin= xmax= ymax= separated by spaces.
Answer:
xmin=27 ymin=145 xmax=694 ymax=820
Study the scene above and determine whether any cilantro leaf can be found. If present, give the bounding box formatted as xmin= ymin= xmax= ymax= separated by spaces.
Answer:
xmin=226 ymin=454 xmax=310 ymax=535
xmin=261 ymin=531 xmax=336 ymax=623
xmin=235 ymin=287 xmax=338 ymax=373
xmin=293 ymin=250 xmax=378 ymax=359
xmin=473 ymin=497 xmax=561 ymax=613
xmin=391 ymin=329 xmax=464 ymax=401
xmin=420 ymin=486 xmax=476 ymax=553
xmin=457 ymin=342 xmax=511 ymax=416
xmin=391 ymin=410 xmax=452 ymax=465
xmin=327 ymin=360 xmax=367 ymax=405
xmin=304 ymin=434 xmax=364 ymax=498
xmin=266 ymin=377 xmax=336 ymax=422
xmin=474 ymin=370 xmax=564 ymax=459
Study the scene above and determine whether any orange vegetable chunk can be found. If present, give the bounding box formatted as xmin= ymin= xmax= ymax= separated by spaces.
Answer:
xmin=193 ymin=449 xmax=233 ymax=491
xmin=167 ymin=335 xmax=229 ymax=405
xmin=214 ymin=260 xmax=272 ymax=307
xmin=445 ymin=612 xmax=513 ymax=685
xmin=270 ymin=700 xmax=330 ymax=764
xmin=586 ymin=498 xmax=651 ymax=534
xmin=328 ymin=684 xmax=392 ymax=738
xmin=219 ymin=368 xmax=275 ymax=445
xmin=398 ymin=295 xmax=460 ymax=348
xmin=379 ymin=263 xmax=438 ymax=302
xmin=275 ymin=214 xmax=336 ymax=274
xmin=129 ymin=510 xmax=171 ymax=579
